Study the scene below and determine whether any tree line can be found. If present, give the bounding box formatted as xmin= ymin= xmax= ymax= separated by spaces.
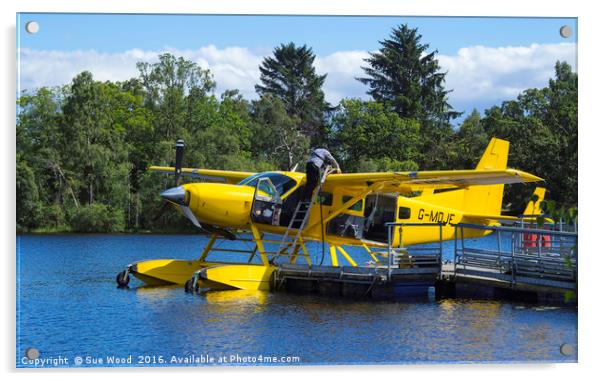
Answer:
xmin=16 ymin=24 xmax=577 ymax=233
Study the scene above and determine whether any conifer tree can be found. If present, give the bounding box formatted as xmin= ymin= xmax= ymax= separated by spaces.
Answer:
xmin=358 ymin=24 xmax=460 ymax=123
xmin=256 ymin=42 xmax=330 ymax=139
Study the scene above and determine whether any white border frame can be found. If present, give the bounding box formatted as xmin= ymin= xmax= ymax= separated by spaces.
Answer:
xmin=4 ymin=1 xmax=599 ymax=380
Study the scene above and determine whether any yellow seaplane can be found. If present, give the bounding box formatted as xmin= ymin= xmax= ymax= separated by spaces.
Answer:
xmin=115 ymin=137 xmax=545 ymax=292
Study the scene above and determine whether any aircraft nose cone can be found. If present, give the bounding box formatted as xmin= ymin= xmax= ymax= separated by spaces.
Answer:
xmin=160 ymin=186 xmax=188 ymax=205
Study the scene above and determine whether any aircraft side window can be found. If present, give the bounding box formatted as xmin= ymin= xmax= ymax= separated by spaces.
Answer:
xmin=252 ymin=177 xmax=282 ymax=205
xmin=242 ymin=177 xmax=261 ymax=190
xmin=318 ymin=191 xmax=333 ymax=206
xmin=239 ymin=172 xmax=297 ymax=197
xmin=342 ymin=195 xmax=363 ymax=212
xmin=258 ymin=181 xmax=276 ymax=198
xmin=398 ymin=207 xmax=411 ymax=220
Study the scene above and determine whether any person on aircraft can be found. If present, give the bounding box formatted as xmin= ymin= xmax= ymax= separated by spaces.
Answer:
xmin=302 ymin=147 xmax=341 ymax=203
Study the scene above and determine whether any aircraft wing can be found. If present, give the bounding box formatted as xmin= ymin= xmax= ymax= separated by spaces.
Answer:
xmin=324 ymin=169 xmax=543 ymax=188
xmin=148 ymin=166 xmax=255 ymax=184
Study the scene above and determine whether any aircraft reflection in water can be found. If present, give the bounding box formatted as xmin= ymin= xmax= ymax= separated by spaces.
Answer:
xmin=116 ymin=138 xmax=546 ymax=293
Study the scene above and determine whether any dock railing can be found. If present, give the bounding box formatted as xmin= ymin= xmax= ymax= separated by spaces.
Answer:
xmin=517 ymin=214 xmax=577 ymax=233
xmin=385 ymin=222 xmax=443 ymax=276
xmin=453 ymin=223 xmax=577 ymax=283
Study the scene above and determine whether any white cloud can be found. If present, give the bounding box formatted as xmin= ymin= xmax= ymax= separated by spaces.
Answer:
xmin=437 ymin=43 xmax=577 ymax=106
xmin=315 ymin=50 xmax=370 ymax=104
xmin=17 ymin=45 xmax=264 ymax=100
xmin=18 ymin=42 xmax=576 ymax=111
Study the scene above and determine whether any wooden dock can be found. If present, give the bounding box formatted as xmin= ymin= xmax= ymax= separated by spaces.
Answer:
xmin=273 ymin=262 xmax=440 ymax=298
xmin=273 ymin=222 xmax=578 ymax=304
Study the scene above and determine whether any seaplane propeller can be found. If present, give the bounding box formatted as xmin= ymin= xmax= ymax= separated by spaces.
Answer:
xmin=154 ymin=139 xmax=236 ymax=240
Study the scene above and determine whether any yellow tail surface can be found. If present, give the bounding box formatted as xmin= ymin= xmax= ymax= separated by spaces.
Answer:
xmin=462 ymin=138 xmax=509 ymax=216
xmin=523 ymin=187 xmax=546 ymax=216
xmin=415 ymin=137 xmax=509 ymax=216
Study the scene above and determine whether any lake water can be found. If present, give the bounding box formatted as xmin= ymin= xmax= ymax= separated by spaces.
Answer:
xmin=16 ymin=234 xmax=577 ymax=367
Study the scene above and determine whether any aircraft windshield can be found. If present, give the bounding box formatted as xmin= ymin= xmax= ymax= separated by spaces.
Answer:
xmin=238 ymin=172 xmax=297 ymax=196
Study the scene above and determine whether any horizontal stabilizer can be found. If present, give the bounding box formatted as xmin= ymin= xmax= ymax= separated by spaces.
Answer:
xmin=463 ymin=213 xmax=554 ymax=223
xmin=462 ymin=213 xmax=522 ymax=222
xmin=522 ymin=187 xmax=547 ymax=217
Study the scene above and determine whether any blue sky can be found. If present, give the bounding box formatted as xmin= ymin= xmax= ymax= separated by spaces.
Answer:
xmin=17 ymin=13 xmax=578 ymax=119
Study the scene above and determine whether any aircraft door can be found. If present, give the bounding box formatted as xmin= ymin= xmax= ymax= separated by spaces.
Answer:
xmin=363 ymin=194 xmax=398 ymax=243
xmin=326 ymin=195 xmax=365 ymax=240
xmin=250 ymin=177 xmax=283 ymax=226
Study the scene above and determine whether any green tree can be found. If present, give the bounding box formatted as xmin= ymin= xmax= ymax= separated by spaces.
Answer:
xmin=545 ymin=61 xmax=577 ymax=206
xmin=250 ymin=94 xmax=310 ymax=170
xmin=16 ymin=157 xmax=42 ymax=230
xmin=481 ymin=61 xmax=577 ymax=209
xmin=330 ymin=99 xmax=421 ymax=171
xmin=358 ymin=24 xmax=459 ymax=123
xmin=70 ymin=203 xmax=125 ymax=233
xmin=137 ymin=53 xmax=216 ymax=141
xmin=447 ymin=109 xmax=489 ymax=169
xmin=17 ymin=87 xmax=70 ymax=210
xmin=255 ymin=42 xmax=330 ymax=140
xmin=192 ymin=90 xmax=256 ymax=170
xmin=357 ymin=24 xmax=461 ymax=170
xmin=61 ymin=72 xmax=131 ymax=211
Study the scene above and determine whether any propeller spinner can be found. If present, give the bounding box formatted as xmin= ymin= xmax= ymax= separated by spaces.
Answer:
xmin=156 ymin=139 xmax=236 ymax=240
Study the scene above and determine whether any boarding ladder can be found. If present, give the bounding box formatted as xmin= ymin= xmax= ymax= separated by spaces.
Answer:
xmin=275 ymin=166 xmax=333 ymax=262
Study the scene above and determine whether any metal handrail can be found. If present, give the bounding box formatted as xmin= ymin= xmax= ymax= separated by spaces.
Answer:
xmin=517 ymin=214 xmax=578 ymax=233
xmin=453 ymin=222 xmax=577 ymax=283
xmin=384 ymin=222 xmax=444 ymax=275
xmin=455 ymin=222 xmax=577 ymax=237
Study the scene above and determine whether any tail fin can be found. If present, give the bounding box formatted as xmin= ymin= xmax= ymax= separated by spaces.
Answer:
xmin=523 ymin=187 xmax=546 ymax=216
xmin=463 ymin=138 xmax=509 ymax=215
xmin=475 ymin=137 xmax=509 ymax=171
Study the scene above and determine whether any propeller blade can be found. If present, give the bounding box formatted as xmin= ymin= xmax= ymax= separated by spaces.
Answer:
xmin=174 ymin=139 xmax=184 ymax=186
xmin=180 ymin=205 xmax=235 ymax=240
xmin=180 ymin=205 xmax=202 ymax=229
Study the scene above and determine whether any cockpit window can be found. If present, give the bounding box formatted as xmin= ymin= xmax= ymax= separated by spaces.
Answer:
xmin=238 ymin=172 xmax=297 ymax=196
